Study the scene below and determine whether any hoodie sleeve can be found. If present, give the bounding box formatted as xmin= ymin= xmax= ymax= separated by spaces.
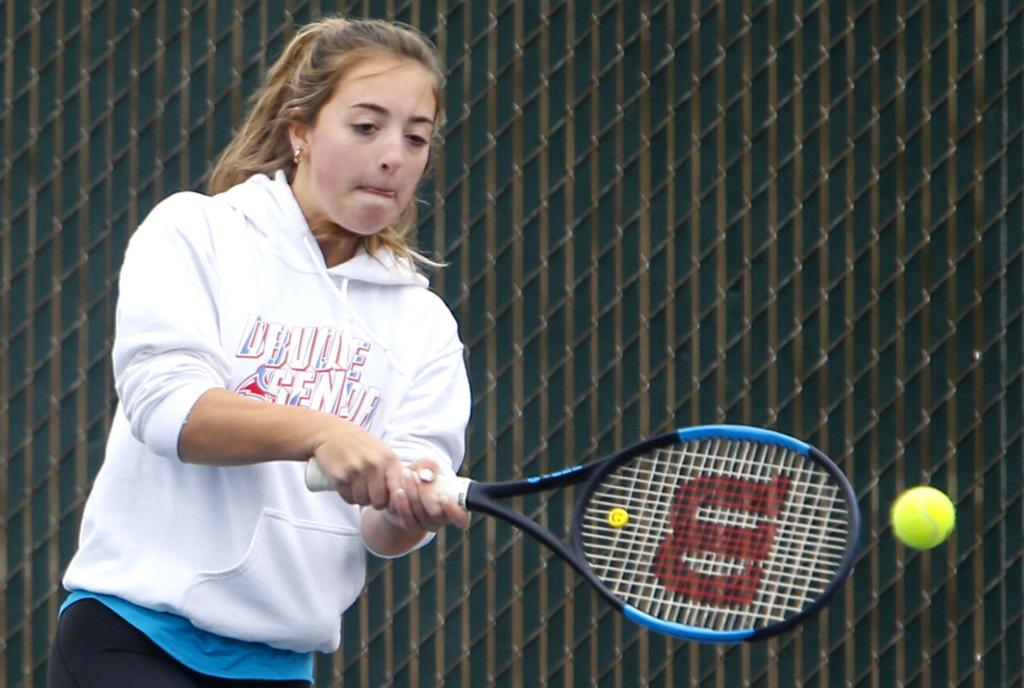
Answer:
xmin=382 ymin=304 xmax=470 ymax=476
xmin=112 ymin=193 xmax=232 ymax=459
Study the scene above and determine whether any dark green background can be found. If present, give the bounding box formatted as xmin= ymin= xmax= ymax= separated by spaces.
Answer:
xmin=2 ymin=1 xmax=1021 ymax=686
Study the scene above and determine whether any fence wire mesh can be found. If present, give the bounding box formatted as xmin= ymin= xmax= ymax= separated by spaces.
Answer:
xmin=2 ymin=0 xmax=1022 ymax=686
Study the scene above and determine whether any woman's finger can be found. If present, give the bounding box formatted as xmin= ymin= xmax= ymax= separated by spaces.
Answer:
xmin=347 ymin=480 xmax=371 ymax=507
xmin=367 ymin=471 xmax=392 ymax=510
xmin=441 ymin=498 xmax=471 ymax=529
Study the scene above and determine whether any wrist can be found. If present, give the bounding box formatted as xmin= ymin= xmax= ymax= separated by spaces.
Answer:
xmin=361 ymin=508 xmax=429 ymax=558
xmin=303 ymin=411 xmax=347 ymax=459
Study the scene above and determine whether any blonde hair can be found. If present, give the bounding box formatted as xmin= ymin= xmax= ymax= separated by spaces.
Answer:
xmin=208 ymin=17 xmax=444 ymax=266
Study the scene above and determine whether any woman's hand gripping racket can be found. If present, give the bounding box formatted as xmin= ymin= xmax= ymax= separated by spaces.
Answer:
xmin=305 ymin=424 xmax=861 ymax=642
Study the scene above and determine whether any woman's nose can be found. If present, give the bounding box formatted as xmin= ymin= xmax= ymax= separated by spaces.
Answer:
xmin=378 ymin=134 xmax=405 ymax=172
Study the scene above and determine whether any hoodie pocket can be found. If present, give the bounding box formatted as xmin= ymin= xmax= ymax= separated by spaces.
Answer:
xmin=179 ymin=509 xmax=365 ymax=652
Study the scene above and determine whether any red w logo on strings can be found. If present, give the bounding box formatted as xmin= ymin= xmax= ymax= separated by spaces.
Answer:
xmin=654 ymin=474 xmax=791 ymax=606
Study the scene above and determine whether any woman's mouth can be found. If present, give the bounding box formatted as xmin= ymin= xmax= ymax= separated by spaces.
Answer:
xmin=358 ymin=186 xmax=396 ymax=198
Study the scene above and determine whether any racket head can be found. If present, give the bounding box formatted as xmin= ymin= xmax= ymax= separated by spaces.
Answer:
xmin=571 ymin=425 xmax=860 ymax=642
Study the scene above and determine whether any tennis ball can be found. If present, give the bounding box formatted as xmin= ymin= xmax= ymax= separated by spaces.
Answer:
xmin=890 ymin=486 xmax=956 ymax=549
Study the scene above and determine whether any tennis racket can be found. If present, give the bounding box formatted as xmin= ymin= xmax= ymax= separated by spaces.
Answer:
xmin=305 ymin=424 xmax=861 ymax=642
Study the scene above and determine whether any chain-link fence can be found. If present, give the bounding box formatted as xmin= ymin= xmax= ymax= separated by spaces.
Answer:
xmin=2 ymin=0 xmax=1021 ymax=686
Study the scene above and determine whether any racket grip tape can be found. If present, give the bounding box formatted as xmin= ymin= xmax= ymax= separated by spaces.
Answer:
xmin=305 ymin=459 xmax=333 ymax=491
xmin=304 ymin=459 xmax=472 ymax=509
xmin=433 ymin=474 xmax=472 ymax=509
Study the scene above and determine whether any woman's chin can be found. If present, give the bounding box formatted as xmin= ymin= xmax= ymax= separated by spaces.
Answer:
xmin=342 ymin=213 xmax=400 ymax=237
xmin=343 ymin=222 xmax=391 ymax=237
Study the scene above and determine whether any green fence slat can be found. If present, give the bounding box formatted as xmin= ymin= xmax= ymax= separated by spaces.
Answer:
xmin=2 ymin=1 xmax=1022 ymax=686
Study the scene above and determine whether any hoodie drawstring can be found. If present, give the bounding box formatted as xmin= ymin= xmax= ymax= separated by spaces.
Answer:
xmin=301 ymin=235 xmax=411 ymax=383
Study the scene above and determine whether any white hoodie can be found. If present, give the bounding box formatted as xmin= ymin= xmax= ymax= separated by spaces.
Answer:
xmin=62 ymin=171 xmax=470 ymax=653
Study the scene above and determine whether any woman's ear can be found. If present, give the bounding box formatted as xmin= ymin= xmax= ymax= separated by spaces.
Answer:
xmin=288 ymin=121 xmax=310 ymax=154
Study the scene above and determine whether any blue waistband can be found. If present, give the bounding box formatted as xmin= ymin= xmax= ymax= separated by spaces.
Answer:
xmin=61 ymin=591 xmax=314 ymax=681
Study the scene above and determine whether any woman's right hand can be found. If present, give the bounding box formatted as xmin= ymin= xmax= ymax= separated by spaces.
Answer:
xmin=308 ymin=419 xmax=405 ymax=509
xmin=178 ymin=390 xmax=404 ymax=509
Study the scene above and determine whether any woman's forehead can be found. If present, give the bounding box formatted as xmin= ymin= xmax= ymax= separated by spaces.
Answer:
xmin=336 ymin=56 xmax=436 ymax=94
xmin=328 ymin=57 xmax=438 ymax=118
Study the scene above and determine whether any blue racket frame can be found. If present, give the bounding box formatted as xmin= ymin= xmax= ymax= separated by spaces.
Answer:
xmin=460 ymin=424 xmax=862 ymax=642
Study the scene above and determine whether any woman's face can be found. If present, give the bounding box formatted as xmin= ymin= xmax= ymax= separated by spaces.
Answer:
xmin=289 ymin=55 xmax=437 ymax=240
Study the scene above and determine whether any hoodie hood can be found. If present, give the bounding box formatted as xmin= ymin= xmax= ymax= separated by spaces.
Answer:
xmin=217 ymin=170 xmax=427 ymax=288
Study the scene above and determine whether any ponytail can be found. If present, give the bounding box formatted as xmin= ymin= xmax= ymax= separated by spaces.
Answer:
xmin=207 ymin=23 xmax=328 ymax=193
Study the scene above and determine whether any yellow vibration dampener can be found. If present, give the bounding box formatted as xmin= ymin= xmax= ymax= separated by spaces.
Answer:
xmin=607 ymin=507 xmax=629 ymax=528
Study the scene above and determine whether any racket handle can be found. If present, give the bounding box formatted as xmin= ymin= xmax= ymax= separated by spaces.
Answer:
xmin=305 ymin=459 xmax=332 ymax=492
xmin=432 ymin=473 xmax=472 ymax=509
xmin=304 ymin=459 xmax=472 ymax=509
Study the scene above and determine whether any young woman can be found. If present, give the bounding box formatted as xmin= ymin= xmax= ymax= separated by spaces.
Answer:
xmin=48 ymin=17 xmax=470 ymax=687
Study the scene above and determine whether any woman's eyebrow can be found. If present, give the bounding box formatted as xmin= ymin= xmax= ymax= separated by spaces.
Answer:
xmin=350 ymin=102 xmax=434 ymax=126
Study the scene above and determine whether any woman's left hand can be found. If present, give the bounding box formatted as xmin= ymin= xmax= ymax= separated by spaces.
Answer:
xmin=384 ymin=458 xmax=471 ymax=532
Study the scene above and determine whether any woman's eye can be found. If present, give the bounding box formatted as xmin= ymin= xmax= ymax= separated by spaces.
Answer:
xmin=353 ymin=123 xmax=377 ymax=135
xmin=407 ymin=134 xmax=429 ymax=147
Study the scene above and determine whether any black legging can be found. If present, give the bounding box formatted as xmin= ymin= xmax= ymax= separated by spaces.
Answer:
xmin=48 ymin=599 xmax=314 ymax=688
